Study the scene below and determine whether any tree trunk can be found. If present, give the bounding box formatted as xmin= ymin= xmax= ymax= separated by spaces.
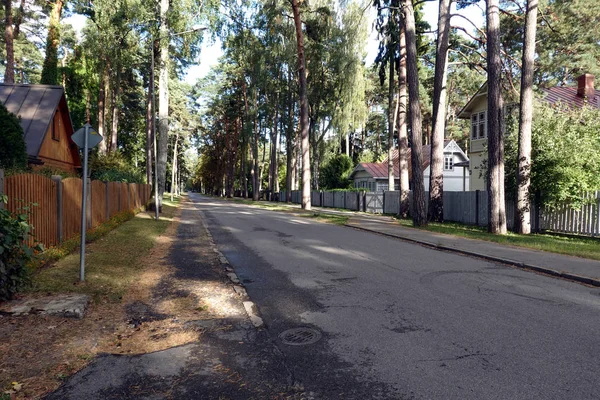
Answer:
xmin=97 ymin=66 xmax=108 ymax=153
xmin=146 ymin=86 xmax=153 ymax=184
xmin=398 ymin=25 xmax=410 ymax=217
xmin=516 ymin=0 xmax=538 ymax=234
xmin=388 ymin=36 xmax=396 ymax=192
xmin=273 ymin=98 xmax=280 ymax=194
xmin=110 ymin=65 xmax=122 ymax=152
xmin=170 ymin=131 xmax=179 ymax=201
xmin=428 ymin=0 xmax=451 ymax=223
xmin=242 ymin=80 xmax=249 ymax=198
xmin=401 ymin=0 xmax=427 ymax=226
xmin=286 ymin=72 xmax=295 ymax=202
xmin=157 ymin=0 xmax=170 ymax=204
xmin=3 ymin=0 xmax=15 ymax=83
xmin=291 ymin=0 xmax=311 ymax=210
xmin=40 ymin=0 xmax=64 ymax=85
xmin=252 ymin=89 xmax=260 ymax=201
xmin=486 ymin=0 xmax=507 ymax=234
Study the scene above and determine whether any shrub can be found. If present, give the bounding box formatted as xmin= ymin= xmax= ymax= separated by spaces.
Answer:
xmin=89 ymin=151 xmax=145 ymax=183
xmin=0 ymin=103 xmax=28 ymax=170
xmin=0 ymin=196 xmax=43 ymax=301
xmin=319 ymin=154 xmax=354 ymax=190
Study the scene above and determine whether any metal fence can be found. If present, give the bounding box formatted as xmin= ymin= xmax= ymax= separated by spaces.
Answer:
xmin=275 ymin=188 xmax=600 ymax=237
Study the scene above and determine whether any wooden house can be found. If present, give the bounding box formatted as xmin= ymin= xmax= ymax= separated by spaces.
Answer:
xmin=0 ymin=84 xmax=81 ymax=173
xmin=350 ymin=140 xmax=470 ymax=192
xmin=458 ymin=73 xmax=600 ymax=191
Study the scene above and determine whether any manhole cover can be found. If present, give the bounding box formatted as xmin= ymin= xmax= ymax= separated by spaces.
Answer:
xmin=279 ymin=327 xmax=322 ymax=346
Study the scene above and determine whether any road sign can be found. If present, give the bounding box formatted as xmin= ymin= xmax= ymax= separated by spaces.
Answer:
xmin=71 ymin=123 xmax=103 ymax=149
xmin=72 ymin=123 xmax=103 ymax=282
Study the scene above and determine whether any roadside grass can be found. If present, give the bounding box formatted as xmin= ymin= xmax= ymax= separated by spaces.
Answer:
xmin=30 ymin=198 xmax=179 ymax=302
xmin=302 ymin=212 xmax=349 ymax=225
xmin=396 ymin=219 xmax=600 ymax=260
xmin=226 ymin=197 xmax=291 ymax=212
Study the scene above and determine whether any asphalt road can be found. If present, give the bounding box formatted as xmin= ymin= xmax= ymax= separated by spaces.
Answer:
xmin=198 ymin=194 xmax=600 ymax=400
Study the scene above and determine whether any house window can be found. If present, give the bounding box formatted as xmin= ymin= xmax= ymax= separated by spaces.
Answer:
xmin=444 ymin=156 xmax=454 ymax=171
xmin=52 ymin=111 xmax=61 ymax=141
xmin=471 ymin=111 xmax=487 ymax=139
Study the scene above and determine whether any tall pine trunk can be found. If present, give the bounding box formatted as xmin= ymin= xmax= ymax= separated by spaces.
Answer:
xmin=110 ymin=65 xmax=122 ymax=152
xmin=146 ymin=85 xmax=153 ymax=184
xmin=3 ymin=0 xmax=15 ymax=83
xmin=97 ymin=66 xmax=109 ymax=153
xmin=252 ymin=89 xmax=260 ymax=201
xmin=286 ymin=73 xmax=295 ymax=202
xmin=486 ymin=0 xmax=507 ymax=234
xmin=516 ymin=0 xmax=538 ymax=234
xmin=291 ymin=0 xmax=311 ymax=210
xmin=428 ymin=0 xmax=452 ymax=222
xmin=170 ymin=131 xmax=179 ymax=201
xmin=398 ymin=26 xmax=410 ymax=216
xmin=401 ymin=0 xmax=427 ymax=226
xmin=157 ymin=0 xmax=170 ymax=204
xmin=387 ymin=36 xmax=396 ymax=192
xmin=40 ymin=0 xmax=64 ymax=85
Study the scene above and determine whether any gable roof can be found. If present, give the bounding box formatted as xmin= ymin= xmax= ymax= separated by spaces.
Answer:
xmin=0 ymin=84 xmax=75 ymax=158
xmin=542 ymin=86 xmax=600 ymax=110
xmin=350 ymin=140 xmax=468 ymax=180
xmin=458 ymin=80 xmax=600 ymax=119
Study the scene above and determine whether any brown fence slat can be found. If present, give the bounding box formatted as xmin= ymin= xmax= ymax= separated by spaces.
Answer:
xmin=62 ymin=178 xmax=82 ymax=241
xmin=91 ymin=180 xmax=107 ymax=228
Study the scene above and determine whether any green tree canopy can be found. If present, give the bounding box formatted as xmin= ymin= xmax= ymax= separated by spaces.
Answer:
xmin=0 ymin=103 xmax=27 ymax=170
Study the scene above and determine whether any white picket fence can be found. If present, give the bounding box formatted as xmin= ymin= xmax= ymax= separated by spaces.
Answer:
xmin=277 ymin=190 xmax=600 ymax=237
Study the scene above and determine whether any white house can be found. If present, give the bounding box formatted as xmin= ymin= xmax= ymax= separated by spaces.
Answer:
xmin=350 ymin=140 xmax=470 ymax=192
xmin=458 ymin=73 xmax=600 ymax=191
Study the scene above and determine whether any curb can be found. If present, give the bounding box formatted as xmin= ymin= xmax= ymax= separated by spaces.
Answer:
xmin=199 ymin=211 xmax=265 ymax=328
xmin=347 ymin=224 xmax=600 ymax=288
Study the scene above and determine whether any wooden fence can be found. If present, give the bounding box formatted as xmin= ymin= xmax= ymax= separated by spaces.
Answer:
xmin=0 ymin=170 xmax=152 ymax=247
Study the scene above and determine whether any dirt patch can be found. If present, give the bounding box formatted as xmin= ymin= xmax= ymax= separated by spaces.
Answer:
xmin=0 ymin=199 xmax=230 ymax=399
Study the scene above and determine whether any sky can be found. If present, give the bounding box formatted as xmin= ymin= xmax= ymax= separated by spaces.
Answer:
xmin=64 ymin=1 xmax=486 ymax=86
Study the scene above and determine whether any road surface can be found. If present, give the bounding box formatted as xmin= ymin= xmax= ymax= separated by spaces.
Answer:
xmin=198 ymin=194 xmax=600 ymax=400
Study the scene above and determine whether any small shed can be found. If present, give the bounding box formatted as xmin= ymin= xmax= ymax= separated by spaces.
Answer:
xmin=0 ymin=84 xmax=81 ymax=173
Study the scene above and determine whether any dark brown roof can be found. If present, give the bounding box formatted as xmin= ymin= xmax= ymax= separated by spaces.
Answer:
xmin=542 ymin=86 xmax=600 ymax=110
xmin=0 ymin=84 xmax=71 ymax=158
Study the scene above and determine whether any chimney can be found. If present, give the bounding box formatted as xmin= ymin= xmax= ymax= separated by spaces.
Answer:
xmin=577 ymin=73 xmax=595 ymax=98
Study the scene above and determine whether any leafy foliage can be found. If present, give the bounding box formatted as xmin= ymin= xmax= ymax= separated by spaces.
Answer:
xmin=0 ymin=103 xmax=28 ymax=170
xmin=0 ymin=197 xmax=43 ymax=301
xmin=319 ymin=154 xmax=354 ymax=190
xmin=89 ymin=151 xmax=145 ymax=183
xmin=504 ymin=100 xmax=600 ymax=209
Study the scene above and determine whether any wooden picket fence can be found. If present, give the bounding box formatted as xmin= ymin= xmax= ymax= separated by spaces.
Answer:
xmin=0 ymin=170 xmax=152 ymax=248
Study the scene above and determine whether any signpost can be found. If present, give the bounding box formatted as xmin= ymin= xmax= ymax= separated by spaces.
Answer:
xmin=71 ymin=123 xmax=103 ymax=282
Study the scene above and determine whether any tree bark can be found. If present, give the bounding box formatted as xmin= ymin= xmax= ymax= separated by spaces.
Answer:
xmin=3 ymin=0 xmax=15 ymax=83
xmin=291 ymin=0 xmax=311 ymax=210
xmin=110 ymin=65 xmax=122 ymax=152
xmin=97 ymin=66 xmax=109 ymax=153
xmin=286 ymin=72 xmax=295 ymax=202
xmin=146 ymin=86 xmax=153 ymax=184
xmin=428 ymin=0 xmax=452 ymax=223
xmin=40 ymin=0 xmax=64 ymax=85
xmin=401 ymin=0 xmax=427 ymax=226
xmin=170 ymin=131 xmax=179 ymax=201
xmin=486 ymin=0 xmax=507 ymax=234
xmin=388 ymin=36 xmax=396 ymax=192
xmin=515 ymin=0 xmax=538 ymax=234
xmin=398 ymin=25 xmax=410 ymax=217
xmin=157 ymin=0 xmax=170 ymax=204
xmin=252 ymin=89 xmax=260 ymax=201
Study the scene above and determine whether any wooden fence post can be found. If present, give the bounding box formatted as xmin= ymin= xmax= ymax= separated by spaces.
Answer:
xmin=105 ymin=182 xmax=109 ymax=221
xmin=0 ymin=169 xmax=4 ymax=210
xmin=127 ymin=184 xmax=131 ymax=211
xmin=51 ymin=175 xmax=63 ymax=242
xmin=86 ymin=178 xmax=92 ymax=229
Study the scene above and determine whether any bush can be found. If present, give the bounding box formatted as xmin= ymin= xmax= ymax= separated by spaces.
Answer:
xmin=0 ymin=103 xmax=28 ymax=170
xmin=89 ymin=151 xmax=145 ymax=183
xmin=319 ymin=154 xmax=354 ymax=190
xmin=0 ymin=196 xmax=43 ymax=301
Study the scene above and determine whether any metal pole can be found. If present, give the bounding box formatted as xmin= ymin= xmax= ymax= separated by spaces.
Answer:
xmin=151 ymin=40 xmax=159 ymax=221
xmin=79 ymin=124 xmax=89 ymax=281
